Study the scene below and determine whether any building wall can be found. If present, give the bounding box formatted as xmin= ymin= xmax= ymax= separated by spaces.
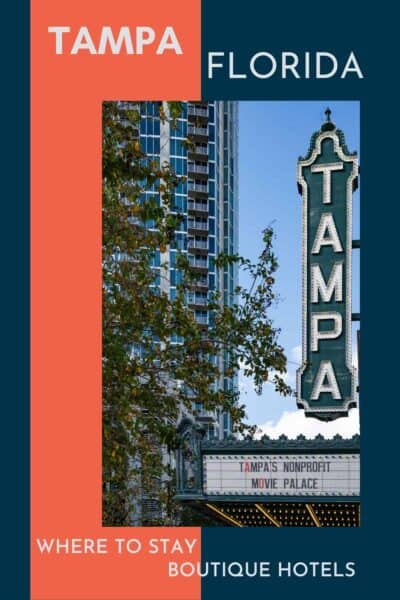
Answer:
xmin=120 ymin=101 xmax=239 ymax=524
xmin=138 ymin=100 xmax=239 ymax=441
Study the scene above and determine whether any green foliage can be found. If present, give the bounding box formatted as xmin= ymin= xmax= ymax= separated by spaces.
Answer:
xmin=102 ymin=101 xmax=291 ymax=526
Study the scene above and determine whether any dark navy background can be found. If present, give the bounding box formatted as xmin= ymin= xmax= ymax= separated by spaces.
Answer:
xmin=4 ymin=0 xmax=29 ymax=599
xmin=202 ymin=1 xmax=398 ymax=598
xmin=9 ymin=1 xmax=398 ymax=599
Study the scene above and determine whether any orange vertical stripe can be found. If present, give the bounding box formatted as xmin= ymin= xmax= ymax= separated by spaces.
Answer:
xmin=31 ymin=2 xmax=201 ymax=598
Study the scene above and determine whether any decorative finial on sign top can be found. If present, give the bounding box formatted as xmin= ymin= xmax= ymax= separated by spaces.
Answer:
xmin=321 ymin=107 xmax=335 ymax=132
xmin=325 ymin=107 xmax=332 ymax=122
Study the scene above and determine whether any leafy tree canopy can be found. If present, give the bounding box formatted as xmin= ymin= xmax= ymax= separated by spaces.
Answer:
xmin=102 ymin=101 xmax=291 ymax=525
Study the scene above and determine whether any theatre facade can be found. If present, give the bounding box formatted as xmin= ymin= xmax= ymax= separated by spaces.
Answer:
xmin=175 ymin=109 xmax=360 ymax=527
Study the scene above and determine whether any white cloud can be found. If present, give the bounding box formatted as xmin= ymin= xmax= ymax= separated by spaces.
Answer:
xmin=291 ymin=344 xmax=302 ymax=364
xmin=239 ymin=343 xmax=301 ymax=395
xmin=257 ymin=408 xmax=359 ymax=439
xmin=238 ymin=376 xmax=252 ymax=395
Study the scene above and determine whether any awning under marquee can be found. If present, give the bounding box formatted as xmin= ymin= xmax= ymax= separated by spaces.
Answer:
xmin=192 ymin=500 xmax=360 ymax=527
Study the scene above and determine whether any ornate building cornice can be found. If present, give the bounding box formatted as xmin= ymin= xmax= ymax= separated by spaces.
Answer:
xmin=202 ymin=433 xmax=360 ymax=453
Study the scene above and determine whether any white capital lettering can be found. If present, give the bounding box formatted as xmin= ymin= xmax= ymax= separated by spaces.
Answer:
xmin=229 ymin=51 xmax=247 ymax=79
xmin=282 ymin=52 xmax=300 ymax=79
xmin=311 ymin=213 xmax=343 ymax=254
xmin=136 ymin=27 xmax=155 ymax=54
xmin=71 ymin=27 xmax=97 ymax=54
xmin=208 ymin=52 xmax=224 ymax=78
xmin=249 ymin=52 xmax=277 ymax=79
xmin=311 ymin=162 xmax=343 ymax=204
xmin=311 ymin=312 xmax=342 ymax=351
xmin=316 ymin=52 xmax=338 ymax=79
xmin=311 ymin=361 xmax=341 ymax=400
xmin=48 ymin=26 xmax=71 ymax=54
xmin=311 ymin=262 xmax=343 ymax=303
xmin=157 ymin=26 xmax=182 ymax=55
xmin=341 ymin=51 xmax=364 ymax=79
xmin=98 ymin=27 xmax=133 ymax=54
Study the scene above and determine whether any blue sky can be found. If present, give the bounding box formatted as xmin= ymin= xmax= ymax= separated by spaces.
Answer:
xmin=237 ymin=101 xmax=360 ymax=437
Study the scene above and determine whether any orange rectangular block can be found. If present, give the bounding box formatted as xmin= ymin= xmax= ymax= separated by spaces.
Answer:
xmin=31 ymin=1 xmax=201 ymax=598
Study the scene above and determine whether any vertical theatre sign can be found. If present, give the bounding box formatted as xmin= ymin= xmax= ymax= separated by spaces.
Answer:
xmin=297 ymin=110 xmax=358 ymax=420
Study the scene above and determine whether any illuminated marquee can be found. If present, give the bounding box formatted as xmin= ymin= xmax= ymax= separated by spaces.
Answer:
xmin=297 ymin=112 xmax=359 ymax=420
xmin=203 ymin=454 xmax=359 ymax=497
xmin=175 ymin=419 xmax=360 ymax=525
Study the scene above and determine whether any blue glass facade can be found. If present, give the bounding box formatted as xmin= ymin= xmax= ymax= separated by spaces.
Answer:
xmin=140 ymin=101 xmax=239 ymax=439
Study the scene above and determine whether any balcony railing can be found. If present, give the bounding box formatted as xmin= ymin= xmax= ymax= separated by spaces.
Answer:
xmin=188 ymin=220 xmax=208 ymax=231
xmin=195 ymin=314 xmax=209 ymax=325
xmin=187 ymin=239 xmax=208 ymax=249
xmin=188 ymin=125 xmax=208 ymax=136
xmin=188 ymin=106 xmax=208 ymax=117
xmin=188 ymin=181 xmax=208 ymax=193
xmin=191 ymin=145 xmax=208 ymax=155
xmin=188 ymin=201 xmax=208 ymax=213
xmin=187 ymin=294 xmax=208 ymax=306
xmin=196 ymin=409 xmax=216 ymax=421
xmin=187 ymin=163 xmax=208 ymax=174
xmin=193 ymin=277 xmax=208 ymax=288
xmin=188 ymin=257 xmax=208 ymax=269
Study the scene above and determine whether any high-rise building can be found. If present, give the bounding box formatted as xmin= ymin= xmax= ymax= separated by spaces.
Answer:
xmin=138 ymin=100 xmax=239 ymax=440
xmin=110 ymin=101 xmax=239 ymax=524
